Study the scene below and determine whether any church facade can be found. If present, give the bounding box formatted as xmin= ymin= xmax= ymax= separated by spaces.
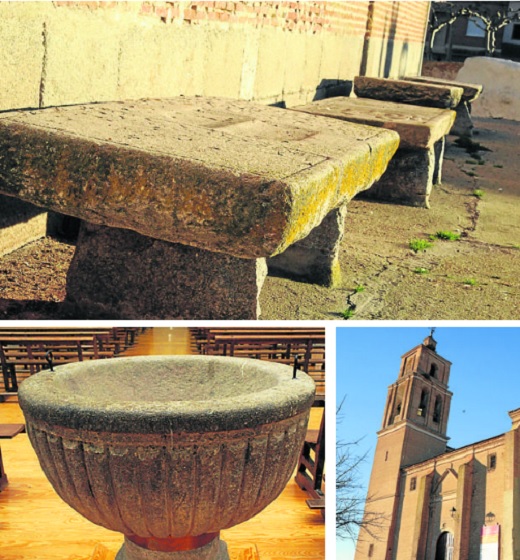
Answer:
xmin=354 ymin=334 xmax=520 ymax=560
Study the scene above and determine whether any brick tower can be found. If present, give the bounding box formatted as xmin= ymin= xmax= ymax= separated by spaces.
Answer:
xmin=354 ymin=331 xmax=453 ymax=560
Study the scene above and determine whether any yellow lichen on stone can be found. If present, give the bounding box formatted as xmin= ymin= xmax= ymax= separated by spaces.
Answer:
xmin=277 ymin=164 xmax=341 ymax=254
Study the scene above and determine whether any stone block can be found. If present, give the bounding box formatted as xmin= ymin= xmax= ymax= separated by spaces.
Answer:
xmin=404 ymin=76 xmax=482 ymax=103
xmin=0 ymin=3 xmax=46 ymax=110
xmin=253 ymin=28 xmax=287 ymax=102
xmin=42 ymin=9 xmax=120 ymax=106
xmin=269 ymin=204 xmax=347 ymax=287
xmin=354 ymin=76 xmax=463 ymax=109
xmin=66 ymin=222 xmax=268 ymax=320
xmin=202 ymin=28 xmax=246 ymax=99
xmin=359 ymin=147 xmax=435 ymax=208
xmin=457 ymin=57 xmax=520 ymax=122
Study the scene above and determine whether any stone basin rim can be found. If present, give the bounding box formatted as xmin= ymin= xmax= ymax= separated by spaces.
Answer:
xmin=18 ymin=355 xmax=316 ymax=434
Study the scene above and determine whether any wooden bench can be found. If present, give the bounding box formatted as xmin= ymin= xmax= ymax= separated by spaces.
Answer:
xmin=0 ymin=424 xmax=25 ymax=438
xmin=0 ymin=335 xmax=115 ymax=393
xmin=0 ymin=97 xmax=399 ymax=316
xmin=193 ymin=329 xmax=325 ymax=398
xmin=296 ymin=409 xmax=325 ymax=503
xmin=0 ymin=327 xmax=144 ymax=353
xmin=292 ymin=97 xmax=456 ymax=208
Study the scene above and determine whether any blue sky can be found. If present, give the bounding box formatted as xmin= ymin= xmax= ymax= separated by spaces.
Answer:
xmin=336 ymin=326 xmax=520 ymax=559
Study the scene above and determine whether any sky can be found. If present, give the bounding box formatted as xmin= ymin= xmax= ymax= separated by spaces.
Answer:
xmin=335 ymin=326 xmax=520 ymax=560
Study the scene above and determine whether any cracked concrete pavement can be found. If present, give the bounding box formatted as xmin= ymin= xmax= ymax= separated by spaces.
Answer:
xmin=261 ymin=117 xmax=519 ymax=320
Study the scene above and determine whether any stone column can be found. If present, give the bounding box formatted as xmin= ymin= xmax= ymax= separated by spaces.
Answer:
xmin=453 ymin=460 xmax=473 ymax=560
xmin=503 ymin=417 xmax=520 ymax=560
xmin=433 ymin=137 xmax=446 ymax=186
xmin=66 ymin=222 xmax=267 ymax=320
xmin=267 ymin=204 xmax=347 ymax=287
xmin=360 ymin=148 xmax=435 ymax=209
xmin=410 ymin=471 xmax=434 ymax=560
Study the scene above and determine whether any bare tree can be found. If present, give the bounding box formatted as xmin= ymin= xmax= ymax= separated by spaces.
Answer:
xmin=426 ymin=2 xmax=464 ymax=60
xmin=336 ymin=400 xmax=386 ymax=542
xmin=460 ymin=3 xmax=520 ymax=56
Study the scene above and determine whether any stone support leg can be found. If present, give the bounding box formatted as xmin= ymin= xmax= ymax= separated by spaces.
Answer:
xmin=359 ymin=148 xmax=435 ymax=208
xmin=66 ymin=222 xmax=267 ymax=320
xmin=267 ymin=204 xmax=347 ymax=287
xmin=115 ymin=536 xmax=229 ymax=560
xmin=452 ymin=102 xmax=474 ymax=137
xmin=433 ymin=137 xmax=445 ymax=186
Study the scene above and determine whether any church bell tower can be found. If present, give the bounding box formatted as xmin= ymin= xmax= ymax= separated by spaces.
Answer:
xmin=354 ymin=331 xmax=453 ymax=560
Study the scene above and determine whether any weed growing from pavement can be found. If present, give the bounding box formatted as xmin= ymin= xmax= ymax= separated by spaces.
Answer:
xmin=473 ymin=189 xmax=485 ymax=198
xmin=340 ymin=308 xmax=356 ymax=319
xmin=432 ymin=231 xmax=461 ymax=241
xmin=413 ymin=267 xmax=429 ymax=274
xmin=409 ymin=239 xmax=433 ymax=252
xmin=354 ymin=285 xmax=365 ymax=293
xmin=463 ymin=278 xmax=478 ymax=286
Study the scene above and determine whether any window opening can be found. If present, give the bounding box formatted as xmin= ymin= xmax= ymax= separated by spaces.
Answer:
xmin=418 ymin=389 xmax=429 ymax=417
xmin=433 ymin=396 xmax=442 ymax=424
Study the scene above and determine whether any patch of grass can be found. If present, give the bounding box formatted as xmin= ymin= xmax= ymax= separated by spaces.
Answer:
xmin=463 ymin=278 xmax=477 ymax=286
xmin=413 ymin=267 xmax=429 ymax=275
xmin=433 ymin=230 xmax=461 ymax=241
xmin=409 ymin=238 xmax=433 ymax=253
xmin=464 ymin=170 xmax=477 ymax=177
xmin=494 ymin=164 xmax=503 ymax=168
xmin=473 ymin=189 xmax=485 ymax=199
xmin=353 ymin=284 xmax=365 ymax=293
xmin=465 ymin=159 xmax=478 ymax=165
xmin=478 ymin=160 xmax=485 ymax=165
xmin=340 ymin=308 xmax=356 ymax=319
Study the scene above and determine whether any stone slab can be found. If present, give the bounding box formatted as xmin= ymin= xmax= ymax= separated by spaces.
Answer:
xmin=0 ymin=97 xmax=399 ymax=259
xmin=404 ymin=76 xmax=482 ymax=103
xmin=457 ymin=57 xmax=520 ymax=121
xmin=292 ymin=97 xmax=456 ymax=150
xmin=354 ymin=76 xmax=463 ymax=109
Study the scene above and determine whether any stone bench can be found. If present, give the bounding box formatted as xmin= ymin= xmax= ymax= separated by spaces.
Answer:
xmin=354 ymin=76 xmax=464 ymax=109
xmin=0 ymin=97 xmax=399 ymax=319
xmin=404 ymin=76 xmax=483 ymax=136
xmin=292 ymin=97 xmax=456 ymax=208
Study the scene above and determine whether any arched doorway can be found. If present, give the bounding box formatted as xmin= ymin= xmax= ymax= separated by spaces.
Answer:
xmin=435 ymin=531 xmax=454 ymax=560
